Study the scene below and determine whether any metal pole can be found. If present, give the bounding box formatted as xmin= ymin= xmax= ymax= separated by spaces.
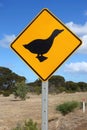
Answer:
xmin=42 ymin=80 xmax=48 ymax=130
xmin=83 ymin=101 xmax=86 ymax=113
xmin=82 ymin=98 xmax=86 ymax=113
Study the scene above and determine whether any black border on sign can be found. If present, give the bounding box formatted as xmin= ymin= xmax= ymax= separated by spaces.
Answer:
xmin=10 ymin=8 xmax=82 ymax=81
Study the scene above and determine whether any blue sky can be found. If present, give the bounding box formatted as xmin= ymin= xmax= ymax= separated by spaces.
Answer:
xmin=0 ymin=0 xmax=87 ymax=83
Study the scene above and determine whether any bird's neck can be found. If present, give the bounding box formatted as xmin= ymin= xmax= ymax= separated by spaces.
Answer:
xmin=47 ymin=32 xmax=57 ymax=43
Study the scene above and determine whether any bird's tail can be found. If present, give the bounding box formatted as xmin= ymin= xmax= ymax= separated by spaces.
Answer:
xmin=23 ymin=44 xmax=27 ymax=49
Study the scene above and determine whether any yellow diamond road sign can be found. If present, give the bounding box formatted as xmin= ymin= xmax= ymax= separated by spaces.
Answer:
xmin=10 ymin=9 xmax=82 ymax=81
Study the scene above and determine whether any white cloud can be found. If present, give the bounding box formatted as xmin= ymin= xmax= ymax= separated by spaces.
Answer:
xmin=0 ymin=34 xmax=16 ymax=48
xmin=66 ymin=22 xmax=87 ymax=54
xmin=66 ymin=22 xmax=87 ymax=36
xmin=78 ymin=34 xmax=87 ymax=54
xmin=65 ymin=62 xmax=87 ymax=73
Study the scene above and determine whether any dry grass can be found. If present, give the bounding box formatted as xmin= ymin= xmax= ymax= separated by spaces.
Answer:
xmin=0 ymin=92 xmax=87 ymax=130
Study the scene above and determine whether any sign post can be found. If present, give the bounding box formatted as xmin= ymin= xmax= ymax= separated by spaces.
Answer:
xmin=42 ymin=80 xmax=48 ymax=130
xmin=10 ymin=8 xmax=82 ymax=130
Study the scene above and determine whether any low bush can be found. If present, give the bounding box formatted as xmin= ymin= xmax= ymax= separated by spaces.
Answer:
xmin=12 ymin=119 xmax=39 ymax=130
xmin=2 ymin=90 xmax=11 ymax=97
xmin=34 ymin=86 xmax=41 ymax=95
xmin=13 ymin=81 xmax=28 ymax=100
xmin=56 ymin=101 xmax=80 ymax=115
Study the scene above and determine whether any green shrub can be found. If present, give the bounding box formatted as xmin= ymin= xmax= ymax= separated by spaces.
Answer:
xmin=58 ymin=86 xmax=66 ymax=92
xmin=12 ymin=124 xmax=22 ymax=130
xmin=0 ymin=90 xmax=3 ymax=95
xmin=24 ymin=119 xmax=38 ymax=130
xmin=56 ymin=101 xmax=80 ymax=115
xmin=34 ymin=86 xmax=41 ymax=95
xmin=13 ymin=81 xmax=28 ymax=100
xmin=2 ymin=90 xmax=11 ymax=97
xmin=12 ymin=119 xmax=39 ymax=130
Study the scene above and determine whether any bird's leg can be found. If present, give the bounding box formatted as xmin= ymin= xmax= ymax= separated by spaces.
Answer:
xmin=36 ymin=53 xmax=48 ymax=62
xmin=36 ymin=54 xmax=40 ymax=58
xmin=41 ymin=54 xmax=43 ymax=57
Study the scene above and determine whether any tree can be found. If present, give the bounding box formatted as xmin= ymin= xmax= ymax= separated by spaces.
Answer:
xmin=27 ymin=75 xmax=87 ymax=94
xmin=65 ymin=81 xmax=80 ymax=92
xmin=0 ymin=67 xmax=26 ymax=90
xmin=13 ymin=81 xmax=28 ymax=100
xmin=49 ymin=75 xmax=65 ymax=86
xmin=27 ymin=79 xmax=41 ymax=94
xmin=77 ymin=82 xmax=87 ymax=91
xmin=27 ymin=75 xmax=65 ymax=93
xmin=49 ymin=75 xmax=65 ymax=93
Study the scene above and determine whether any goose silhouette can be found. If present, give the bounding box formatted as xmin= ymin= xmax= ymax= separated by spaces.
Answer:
xmin=23 ymin=29 xmax=64 ymax=62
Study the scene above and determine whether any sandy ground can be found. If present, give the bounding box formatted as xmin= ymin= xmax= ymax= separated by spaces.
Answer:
xmin=0 ymin=92 xmax=87 ymax=130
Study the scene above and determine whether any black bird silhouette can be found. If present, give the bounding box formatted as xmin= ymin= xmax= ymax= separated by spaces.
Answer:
xmin=23 ymin=29 xmax=64 ymax=62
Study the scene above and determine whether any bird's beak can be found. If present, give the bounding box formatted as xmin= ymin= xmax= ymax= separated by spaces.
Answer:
xmin=60 ymin=29 xmax=64 ymax=33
